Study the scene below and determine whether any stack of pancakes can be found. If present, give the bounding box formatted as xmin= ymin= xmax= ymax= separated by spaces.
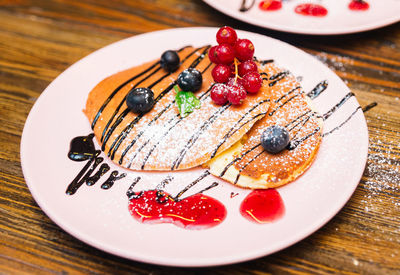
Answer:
xmin=84 ymin=46 xmax=322 ymax=189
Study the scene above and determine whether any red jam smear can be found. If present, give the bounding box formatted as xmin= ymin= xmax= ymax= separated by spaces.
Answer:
xmin=240 ymin=189 xmax=285 ymax=223
xmin=259 ymin=0 xmax=282 ymax=11
xmin=349 ymin=0 xmax=369 ymax=11
xmin=295 ymin=3 xmax=328 ymax=17
xmin=128 ymin=190 xmax=226 ymax=229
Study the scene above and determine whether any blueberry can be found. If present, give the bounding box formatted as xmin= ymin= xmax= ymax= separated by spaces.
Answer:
xmin=177 ymin=68 xmax=202 ymax=92
xmin=160 ymin=50 xmax=180 ymax=72
xmin=126 ymin=88 xmax=154 ymax=114
xmin=260 ymin=125 xmax=290 ymax=154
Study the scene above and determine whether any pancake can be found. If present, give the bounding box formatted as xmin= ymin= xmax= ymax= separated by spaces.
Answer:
xmin=207 ymin=62 xmax=323 ymax=189
xmin=84 ymin=46 xmax=271 ymax=171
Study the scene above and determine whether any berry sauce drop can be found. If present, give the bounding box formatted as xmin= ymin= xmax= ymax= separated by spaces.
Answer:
xmin=295 ymin=4 xmax=328 ymax=17
xmin=128 ymin=190 xmax=227 ymax=229
xmin=259 ymin=0 xmax=282 ymax=11
xmin=240 ymin=189 xmax=285 ymax=223
xmin=349 ymin=0 xmax=369 ymax=11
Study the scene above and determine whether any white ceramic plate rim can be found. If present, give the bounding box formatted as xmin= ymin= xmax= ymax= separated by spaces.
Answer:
xmin=202 ymin=0 xmax=400 ymax=35
xmin=21 ymin=27 xmax=369 ymax=267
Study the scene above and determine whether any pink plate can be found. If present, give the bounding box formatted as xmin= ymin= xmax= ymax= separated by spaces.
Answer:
xmin=202 ymin=0 xmax=400 ymax=35
xmin=21 ymin=27 xmax=368 ymax=267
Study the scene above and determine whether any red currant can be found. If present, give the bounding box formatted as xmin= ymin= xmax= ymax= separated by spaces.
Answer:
xmin=208 ymin=46 xmax=219 ymax=64
xmin=210 ymin=84 xmax=228 ymax=105
xmin=215 ymin=44 xmax=235 ymax=64
xmin=238 ymin=60 xmax=258 ymax=77
xmin=227 ymin=84 xmax=247 ymax=105
xmin=216 ymin=26 xmax=238 ymax=46
xmin=234 ymin=39 xmax=255 ymax=61
xmin=212 ymin=64 xmax=231 ymax=83
xmin=243 ymin=72 xmax=262 ymax=93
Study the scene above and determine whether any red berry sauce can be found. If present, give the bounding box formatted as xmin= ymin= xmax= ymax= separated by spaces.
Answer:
xmin=240 ymin=189 xmax=285 ymax=223
xmin=295 ymin=4 xmax=328 ymax=17
xmin=259 ymin=0 xmax=282 ymax=11
xmin=128 ymin=190 xmax=227 ymax=229
xmin=349 ymin=0 xmax=369 ymax=11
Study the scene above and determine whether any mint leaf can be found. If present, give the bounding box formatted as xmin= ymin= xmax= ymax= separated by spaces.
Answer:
xmin=174 ymin=85 xmax=201 ymax=118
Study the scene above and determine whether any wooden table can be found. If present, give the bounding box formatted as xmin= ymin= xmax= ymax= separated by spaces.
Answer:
xmin=1 ymin=1 xmax=399 ymax=274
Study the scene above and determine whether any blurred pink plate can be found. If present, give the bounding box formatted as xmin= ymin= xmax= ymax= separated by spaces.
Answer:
xmin=202 ymin=0 xmax=400 ymax=35
xmin=21 ymin=27 xmax=368 ymax=267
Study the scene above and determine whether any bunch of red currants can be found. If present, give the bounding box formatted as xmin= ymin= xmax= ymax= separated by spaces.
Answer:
xmin=209 ymin=26 xmax=262 ymax=105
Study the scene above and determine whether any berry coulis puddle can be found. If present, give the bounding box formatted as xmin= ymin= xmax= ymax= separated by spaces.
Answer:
xmin=127 ymin=189 xmax=227 ymax=229
xmin=294 ymin=4 xmax=328 ymax=17
xmin=240 ymin=189 xmax=285 ymax=223
xmin=349 ymin=0 xmax=370 ymax=11
xmin=259 ymin=0 xmax=282 ymax=11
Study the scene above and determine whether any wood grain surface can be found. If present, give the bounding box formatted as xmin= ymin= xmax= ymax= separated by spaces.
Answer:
xmin=1 ymin=0 xmax=399 ymax=274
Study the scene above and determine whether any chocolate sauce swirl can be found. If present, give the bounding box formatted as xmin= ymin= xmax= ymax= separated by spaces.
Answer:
xmin=66 ymin=134 xmax=125 ymax=195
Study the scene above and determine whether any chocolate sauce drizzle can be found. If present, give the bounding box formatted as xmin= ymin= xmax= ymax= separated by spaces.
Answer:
xmin=86 ymin=161 xmax=109 ymax=186
xmin=100 ymin=65 xmax=163 ymax=143
xmin=174 ymin=171 xmax=210 ymax=200
xmin=221 ymin=79 xmax=376 ymax=182
xmin=269 ymin=71 xmax=289 ymax=87
xmin=126 ymin=170 xmax=215 ymax=202
xmin=290 ymin=113 xmax=315 ymax=141
xmin=307 ymin=80 xmax=328 ymax=100
xmin=220 ymin=109 xmax=318 ymax=180
xmin=125 ymin=83 xmax=214 ymax=168
xmin=101 ymin=171 xmax=126 ymax=190
xmin=126 ymin=177 xmax=143 ymax=199
xmin=233 ymin=149 xmax=265 ymax=184
xmin=66 ymin=134 xmax=125 ymax=195
xmin=105 ymin=46 xmax=211 ymax=161
xmin=286 ymin=110 xmax=313 ymax=131
xmin=322 ymin=92 xmax=355 ymax=120
xmin=219 ymin=77 xmax=330 ymax=179
xmin=66 ymin=150 xmax=100 ymax=195
xmin=288 ymin=127 xmax=321 ymax=150
xmin=156 ymin=176 xmax=173 ymax=190
xmin=91 ymin=62 xmax=159 ymax=130
xmin=275 ymin=86 xmax=301 ymax=103
xmin=209 ymin=99 xmax=270 ymax=159
xmin=140 ymin=95 xmax=217 ymax=169
xmin=171 ymin=103 xmax=232 ymax=170
xmin=239 ymin=0 xmax=256 ymax=12
xmin=323 ymin=102 xmax=377 ymax=137
xmin=260 ymin=59 xmax=274 ymax=65
xmin=362 ymin=102 xmax=377 ymax=112
xmin=219 ymin=143 xmax=261 ymax=177
xmin=120 ymin=62 xmax=214 ymax=167
xmin=100 ymin=47 xmax=202 ymax=151
xmin=102 ymin=46 xmax=210 ymax=157
xmin=269 ymin=91 xmax=304 ymax=116
xmin=91 ymin=45 xmax=191 ymax=130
